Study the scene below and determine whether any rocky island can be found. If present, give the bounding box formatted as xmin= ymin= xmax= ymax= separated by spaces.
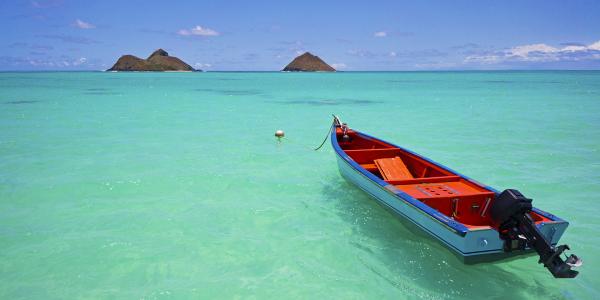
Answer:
xmin=282 ymin=52 xmax=335 ymax=72
xmin=107 ymin=49 xmax=196 ymax=72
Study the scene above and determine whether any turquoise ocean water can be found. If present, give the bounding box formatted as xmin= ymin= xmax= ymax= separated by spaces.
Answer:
xmin=1 ymin=71 xmax=599 ymax=299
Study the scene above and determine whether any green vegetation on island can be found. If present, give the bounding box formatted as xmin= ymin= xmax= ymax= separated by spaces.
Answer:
xmin=107 ymin=49 xmax=195 ymax=72
xmin=282 ymin=52 xmax=335 ymax=72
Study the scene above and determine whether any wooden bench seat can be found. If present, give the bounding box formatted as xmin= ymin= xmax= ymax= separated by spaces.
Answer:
xmin=360 ymin=163 xmax=378 ymax=172
xmin=386 ymin=175 xmax=461 ymax=185
xmin=374 ymin=156 xmax=414 ymax=181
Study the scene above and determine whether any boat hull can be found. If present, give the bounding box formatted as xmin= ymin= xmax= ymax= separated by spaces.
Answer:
xmin=332 ymin=129 xmax=569 ymax=263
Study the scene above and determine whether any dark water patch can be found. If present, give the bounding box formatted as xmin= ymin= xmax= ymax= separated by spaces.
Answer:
xmin=387 ymin=79 xmax=430 ymax=83
xmin=83 ymin=91 xmax=121 ymax=95
xmin=215 ymin=78 xmax=243 ymax=81
xmin=82 ymin=88 xmax=121 ymax=95
xmin=194 ymin=88 xmax=262 ymax=96
xmin=85 ymin=88 xmax=112 ymax=91
xmin=273 ymin=98 xmax=383 ymax=106
xmin=220 ymin=90 xmax=262 ymax=96
xmin=480 ymin=80 xmax=516 ymax=83
xmin=4 ymin=100 xmax=40 ymax=105
xmin=481 ymin=80 xmax=562 ymax=84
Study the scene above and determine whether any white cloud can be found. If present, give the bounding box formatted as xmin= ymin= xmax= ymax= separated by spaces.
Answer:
xmin=177 ymin=25 xmax=219 ymax=36
xmin=73 ymin=19 xmax=95 ymax=29
xmin=589 ymin=40 xmax=600 ymax=51
xmin=194 ymin=62 xmax=212 ymax=69
xmin=464 ymin=53 xmax=501 ymax=64
xmin=31 ymin=0 xmax=63 ymax=9
xmin=347 ymin=49 xmax=377 ymax=58
xmin=331 ymin=63 xmax=347 ymax=69
xmin=389 ymin=51 xmax=397 ymax=57
xmin=73 ymin=57 xmax=87 ymax=66
xmin=510 ymin=43 xmax=558 ymax=58
xmin=414 ymin=62 xmax=458 ymax=69
xmin=465 ymin=40 xmax=600 ymax=64
xmin=374 ymin=31 xmax=387 ymax=38
xmin=562 ymin=45 xmax=587 ymax=52
xmin=26 ymin=56 xmax=87 ymax=67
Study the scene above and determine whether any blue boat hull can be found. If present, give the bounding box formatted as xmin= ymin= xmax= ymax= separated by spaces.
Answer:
xmin=331 ymin=128 xmax=569 ymax=263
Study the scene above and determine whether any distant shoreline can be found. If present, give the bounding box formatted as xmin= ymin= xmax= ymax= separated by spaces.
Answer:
xmin=106 ymin=70 xmax=195 ymax=73
xmin=1 ymin=70 xmax=599 ymax=73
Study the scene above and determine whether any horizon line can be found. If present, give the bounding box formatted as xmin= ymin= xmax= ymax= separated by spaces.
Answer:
xmin=1 ymin=69 xmax=600 ymax=73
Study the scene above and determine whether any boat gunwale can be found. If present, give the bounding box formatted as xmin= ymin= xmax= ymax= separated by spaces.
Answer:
xmin=330 ymin=126 xmax=565 ymax=237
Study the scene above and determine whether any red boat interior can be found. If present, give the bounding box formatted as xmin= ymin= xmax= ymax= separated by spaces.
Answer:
xmin=336 ymin=128 xmax=551 ymax=229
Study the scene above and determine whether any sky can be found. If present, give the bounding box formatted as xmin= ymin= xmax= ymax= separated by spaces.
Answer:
xmin=1 ymin=0 xmax=600 ymax=71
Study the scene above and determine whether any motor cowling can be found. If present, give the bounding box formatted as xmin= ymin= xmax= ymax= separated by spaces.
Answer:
xmin=490 ymin=189 xmax=532 ymax=225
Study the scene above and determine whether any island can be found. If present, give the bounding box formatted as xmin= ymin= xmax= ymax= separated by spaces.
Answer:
xmin=107 ymin=49 xmax=196 ymax=72
xmin=282 ymin=52 xmax=335 ymax=72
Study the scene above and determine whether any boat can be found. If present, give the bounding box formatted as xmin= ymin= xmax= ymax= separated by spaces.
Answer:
xmin=329 ymin=116 xmax=581 ymax=278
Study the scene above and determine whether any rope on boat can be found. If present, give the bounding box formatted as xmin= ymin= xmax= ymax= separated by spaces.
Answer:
xmin=314 ymin=115 xmax=342 ymax=151
xmin=275 ymin=115 xmax=339 ymax=151
xmin=313 ymin=125 xmax=333 ymax=151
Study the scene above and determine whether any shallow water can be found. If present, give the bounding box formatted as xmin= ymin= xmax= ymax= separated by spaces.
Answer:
xmin=1 ymin=71 xmax=599 ymax=299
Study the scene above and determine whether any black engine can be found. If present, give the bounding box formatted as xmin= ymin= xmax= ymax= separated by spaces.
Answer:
xmin=490 ymin=189 xmax=582 ymax=278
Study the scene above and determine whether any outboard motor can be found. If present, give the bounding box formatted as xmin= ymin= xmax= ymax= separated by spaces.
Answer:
xmin=490 ymin=189 xmax=582 ymax=278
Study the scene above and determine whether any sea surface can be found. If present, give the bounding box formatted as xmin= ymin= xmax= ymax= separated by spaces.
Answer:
xmin=1 ymin=71 xmax=599 ymax=299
